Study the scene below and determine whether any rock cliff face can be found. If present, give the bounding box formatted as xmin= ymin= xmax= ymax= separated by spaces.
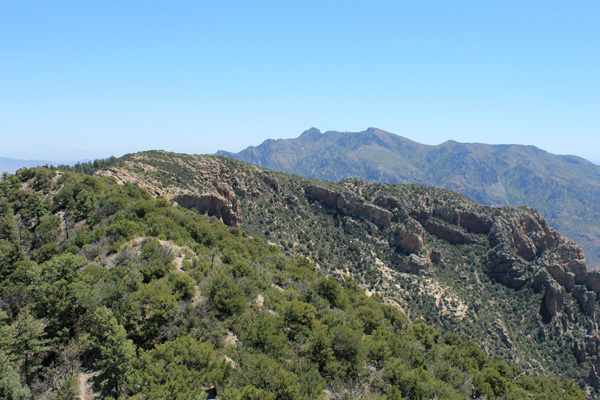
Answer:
xmin=173 ymin=194 xmax=242 ymax=228
xmin=304 ymin=185 xmax=392 ymax=227
xmin=303 ymin=181 xmax=600 ymax=387
xmin=304 ymin=181 xmax=594 ymax=320
xmin=98 ymin=152 xmax=600 ymax=394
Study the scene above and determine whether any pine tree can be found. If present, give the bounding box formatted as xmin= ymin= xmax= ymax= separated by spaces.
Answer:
xmin=87 ymin=306 xmax=135 ymax=398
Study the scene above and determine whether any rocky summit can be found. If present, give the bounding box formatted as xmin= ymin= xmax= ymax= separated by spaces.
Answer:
xmin=94 ymin=150 xmax=600 ymax=395
xmin=217 ymin=127 xmax=600 ymax=270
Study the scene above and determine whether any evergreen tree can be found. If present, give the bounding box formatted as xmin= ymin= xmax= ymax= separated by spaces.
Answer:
xmin=127 ymin=336 xmax=230 ymax=400
xmin=9 ymin=307 xmax=48 ymax=382
xmin=75 ymin=188 xmax=97 ymax=222
xmin=87 ymin=306 xmax=136 ymax=398
xmin=0 ymin=351 xmax=31 ymax=400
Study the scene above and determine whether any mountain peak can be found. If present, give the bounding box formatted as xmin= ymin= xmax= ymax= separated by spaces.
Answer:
xmin=299 ymin=127 xmax=322 ymax=139
xmin=218 ymin=128 xmax=600 ymax=269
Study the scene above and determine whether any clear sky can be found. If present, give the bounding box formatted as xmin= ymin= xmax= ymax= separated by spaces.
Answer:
xmin=1 ymin=1 xmax=599 ymax=162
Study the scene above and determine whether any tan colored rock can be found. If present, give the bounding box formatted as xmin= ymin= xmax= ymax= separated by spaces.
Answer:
xmin=545 ymin=263 xmax=575 ymax=292
xmin=262 ymin=173 xmax=279 ymax=191
xmin=393 ymin=253 xmax=432 ymax=274
xmin=304 ymin=185 xmax=392 ymax=227
xmin=173 ymin=193 xmax=241 ymax=228
xmin=424 ymin=218 xmax=476 ymax=245
xmin=390 ymin=218 xmax=425 ymax=253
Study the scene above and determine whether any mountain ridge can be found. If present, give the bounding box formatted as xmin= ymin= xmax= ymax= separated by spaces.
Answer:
xmin=0 ymin=160 xmax=589 ymax=399
xmin=217 ymin=128 xmax=600 ymax=269
xmin=83 ymin=150 xmax=600 ymax=394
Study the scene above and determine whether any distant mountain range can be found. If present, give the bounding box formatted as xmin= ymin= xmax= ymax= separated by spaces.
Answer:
xmin=0 ymin=157 xmax=55 ymax=174
xmin=0 ymin=156 xmax=84 ymax=174
xmin=217 ymin=128 xmax=600 ymax=269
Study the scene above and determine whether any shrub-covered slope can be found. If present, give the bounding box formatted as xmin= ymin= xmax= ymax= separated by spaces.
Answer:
xmin=83 ymin=150 xmax=600 ymax=396
xmin=1 ymin=167 xmax=587 ymax=399
xmin=217 ymin=128 xmax=600 ymax=269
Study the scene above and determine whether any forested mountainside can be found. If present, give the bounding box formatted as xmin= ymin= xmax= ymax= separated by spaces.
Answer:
xmin=0 ymin=165 xmax=587 ymax=399
xmin=80 ymin=150 xmax=600 ymax=397
xmin=217 ymin=128 xmax=600 ymax=269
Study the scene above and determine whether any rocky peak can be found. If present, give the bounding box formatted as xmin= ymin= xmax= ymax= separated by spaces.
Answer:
xmin=299 ymin=127 xmax=322 ymax=140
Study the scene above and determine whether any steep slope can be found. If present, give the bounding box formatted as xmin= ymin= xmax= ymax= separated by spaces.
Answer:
xmin=217 ymin=128 xmax=600 ymax=269
xmin=92 ymin=151 xmax=600 ymax=395
xmin=1 ymin=165 xmax=585 ymax=399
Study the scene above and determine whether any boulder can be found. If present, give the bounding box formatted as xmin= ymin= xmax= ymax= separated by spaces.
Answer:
xmin=393 ymin=253 xmax=432 ymax=275
xmin=533 ymin=269 xmax=551 ymax=293
xmin=543 ymin=279 xmax=565 ymax=319
xmin=573 ymin=285 xmax=597 ymax=316
xmin=545 ymin=264 xmax=575 ymax=292
xmin=262 ymin=173 xmax=279 ymax=191
xmin=390 ymin=218 xmax=425 ymax=253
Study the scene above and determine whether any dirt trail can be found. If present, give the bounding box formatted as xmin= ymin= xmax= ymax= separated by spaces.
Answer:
xmin=76 ymin=372 xmax=97 ymax=400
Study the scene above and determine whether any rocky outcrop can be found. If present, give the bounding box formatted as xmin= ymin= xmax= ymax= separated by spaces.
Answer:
xmin=304 ymin=186 xmax=343 ymax=209
xmin=344 ymin=200 xmax=392 ymax=227
xmin=174 ymin=194 xmax=242 ymax=228
xmin=533 ymin=269 xmax=552 ymax=292
xmin=574 ymin=285 xmax=597 ymax=316
xmin=313 ymin=186 xmax=593 ymax=296
xmin=488 ymin=212 xmax=543 ymax=262
xmin=424 ymin=218 xmax=477 ymax=245
xmin=341 ymin=217 xmax=383 ymax=245
xmin=262 ymin=173 xmax=279 ymax=191
xmin=392 ymin=253 xmax=432 ymax=274
xmin=543 ymin=279 xmax=565 ymax=320
xmin=431 ymin=205 xmax=493 ymax=235
xmin=586 ymin=272 xmax=600 ymax=295
xmin=486 ymin=208 xmax=586 ymax=296
xmin=545 ymin=263 xmax=575 ymax=292
xmin=574 ymin=340 xmax=587 ymax=363
xmin=308 ymin=185 xmax=597 ymax=321
xmin=489 ymin=319 xmax=513 ymax=350
xmin=488 ymin=253 xmax=531 ymax=289
xmin=377 ymin=195 xmax=493 ymax=235
xmin=532 ymin=266 xmax=568 ymax=319
xmin=304 ymin=185 xmax=392 ymax=227
xmin=390 ymin=218 xmax=425 ymax=253
xmin=429 ymin=250 xmax=444 ymax=267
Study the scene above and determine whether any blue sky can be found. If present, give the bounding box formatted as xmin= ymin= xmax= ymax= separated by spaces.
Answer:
xmin=1 ymin=1 xmax=599 ymax=162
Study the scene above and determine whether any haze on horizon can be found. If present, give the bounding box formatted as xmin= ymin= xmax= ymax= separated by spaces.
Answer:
xmin=1 ymin=1 xmax=598 ymax=163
